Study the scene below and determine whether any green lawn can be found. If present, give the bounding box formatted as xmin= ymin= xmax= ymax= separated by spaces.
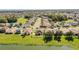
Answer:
xmin=65 ymin=19 xmax=75 ymax=22
xmin=17 ymin=18 xmax=28 ymax=24
xmin=0 ymin=34 xmax=44 ymax=45
xmin=0 ymin=34 xmax=79 ymax=49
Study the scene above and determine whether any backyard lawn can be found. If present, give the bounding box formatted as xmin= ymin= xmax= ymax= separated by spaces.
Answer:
xmin=0 ymin=34 xmax=79 ymax=49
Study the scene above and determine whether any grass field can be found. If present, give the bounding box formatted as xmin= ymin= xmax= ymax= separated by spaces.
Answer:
xmin=65 ymin=19 xmax=75 ymax=22
xmin=0 ymin=34 xmax=79 ymax=49
xmin=17 ymin=18 xmax=28 ymax=24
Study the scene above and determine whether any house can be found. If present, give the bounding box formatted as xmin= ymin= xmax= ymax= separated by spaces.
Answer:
xmin=21 ymin=28 xmax=33 ymax=35
xmin=26 ymin=28 xmax=32 ymax=35
xmin=0 ymin=23 xmax=6 ymax=27
xmin=5 ymin=28 xmax=13 ymax=34
xmin=71 ymin=22 xmax=78 ymax=26
xmin=60 ymin=28 xmax=70 ymax=34
xmin=63 ymin=23 xmax=71 ymax=27
xmin=11 ymin=27 xmax=20 ymax=34
xmin=68 ymin=28 xmax=79 ymax=35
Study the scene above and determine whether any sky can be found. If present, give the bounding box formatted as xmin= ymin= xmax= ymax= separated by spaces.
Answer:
xmin=0 ymin=0 xmax=78 ymax=9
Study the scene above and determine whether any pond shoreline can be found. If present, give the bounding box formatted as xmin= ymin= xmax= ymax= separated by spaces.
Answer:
xmin=0 ymin=44 xmax=73 ymax=50
xmin=0 ymin=34 xmax=78 ymax=50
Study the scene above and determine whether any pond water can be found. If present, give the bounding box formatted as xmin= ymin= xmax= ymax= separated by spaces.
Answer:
xmin=0 ymin=45 xmax=73 ymax=50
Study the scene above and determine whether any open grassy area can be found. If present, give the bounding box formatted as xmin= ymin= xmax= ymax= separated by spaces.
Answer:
xmin=0 ymin=34 xmax=44 ymax=45
xmin=65 ymin=19 xmax=75 ymax=22
xmin=17 ymin=18 xmax=28 ymax=24
xmin=0 ymin=34 xmax=79 ymax=49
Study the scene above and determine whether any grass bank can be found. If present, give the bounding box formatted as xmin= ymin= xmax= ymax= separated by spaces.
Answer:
xmin=0 ymin=34 xmax=79 ymax=49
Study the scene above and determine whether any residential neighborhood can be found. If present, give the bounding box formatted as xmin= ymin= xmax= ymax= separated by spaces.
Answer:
xmin=0 ymin=10 xmax=79 ymax=49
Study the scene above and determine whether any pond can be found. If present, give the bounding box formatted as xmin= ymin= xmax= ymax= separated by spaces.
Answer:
xmin=0 ymin=45 xmax=73 ymax=50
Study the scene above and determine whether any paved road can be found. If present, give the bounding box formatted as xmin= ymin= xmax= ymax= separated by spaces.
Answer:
xmin=33 ymin=17 xmax=42 ymax=29
xmin=22 ymin=17 xmax=36 ymax=28
xmin=42 ymin=17 xmax=51 ymax=27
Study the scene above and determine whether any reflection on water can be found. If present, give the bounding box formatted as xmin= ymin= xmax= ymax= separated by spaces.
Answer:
xmin=0 ymin=45 xmax=72 ymax=50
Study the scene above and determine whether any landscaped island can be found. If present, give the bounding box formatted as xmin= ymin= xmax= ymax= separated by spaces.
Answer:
xmin=0 ymin=10 xmax=79 ymax=49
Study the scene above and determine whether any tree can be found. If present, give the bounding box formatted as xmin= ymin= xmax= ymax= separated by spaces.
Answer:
xmin=65 ymin=31 xmax=74 ymax=41
xmin=54 ymin=30 xmax=62 ymax=42
xmin=43 ymin=31 xmax=53 ymax=43
xmin=24 ymin=15 xmax=31 ymax=19
xmin=7 ymin=15 xmax=17 ymax=23
xmin=47 ymin=14 xmax=67 ymax=22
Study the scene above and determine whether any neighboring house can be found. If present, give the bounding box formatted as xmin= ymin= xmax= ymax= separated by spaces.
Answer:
xmin=68 ymin=28 xmax=79 ymax=35
xmin=25 ymin=28 xmax=32 ymax=35
xmin=5 ymin=28 xmax=13 ymax=34
xmin=60 ymin=28 xmax=70 ymax=34
xmin=0 ymin=23 xmax=6 ymax=27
